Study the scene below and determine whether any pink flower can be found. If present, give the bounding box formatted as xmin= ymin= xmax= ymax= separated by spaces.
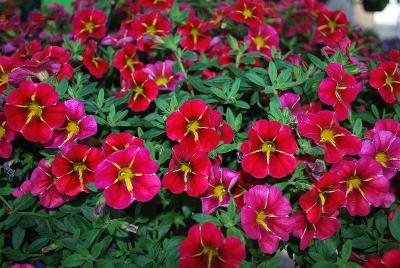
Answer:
xmin=144 ymin=60 xmax=184 ymax=91
xmin=201 ymin=165 xmax=239 ymax=214
xmin=365 ymin=119 xmax=400 ymax=139
xmin=244 ymin=24 xmax=279 ymax=58
xmin=241 ymin=185 xmax=293 ymax=254
xmin=102 ymin=132 xmax=144 ymax=157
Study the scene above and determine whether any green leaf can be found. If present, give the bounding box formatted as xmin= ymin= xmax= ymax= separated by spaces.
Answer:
xmin=389 ymin=209 xmax=400 ymax=242
xmin=56 ymin=77 xmax=69 ymax=96
xmin=371 ymin=104 xmax=380 ymax=119
xmin=235 ymin=100 xmax=250 ymax=109
xmin=342 ymin=240 xmax=352 ymax=262
xmin=257 ymin=256 xmax=280 ymax=268
xmin=352 ymin=118 xmax=363 ymax=137
xmin=214 ymin=144 xmax=237 ymax=154
xmin=246 ymin=72 xmax=266 ymax=87
xmin=192 ymin=214 xmax=221 ymax=226
xmin=12 ymin=227 xmax=25 ymax=249
xmin=308 ymin=54 xmax=327 ymax=70
xmin=63 ymin=254 xmax=86 ymax=267
xmin=268 ymin=61 xmax=277 ymax=83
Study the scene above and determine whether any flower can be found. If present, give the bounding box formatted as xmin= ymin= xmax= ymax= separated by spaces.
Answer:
xmin=71 ymin=8 xmax=107 ymax=41
xmin=45 ymin=99 xmax=97 ymax=150
xmin=94 ymin=146 xmax=160 ymax=209
xmin=313 ymin=10 xmax=348 ymax=43
xmin=179 ymin=222 xmax=245 ymax=268
xmin=121 ymin=70 xmax=158 ymax=112
xmin=30 ymin=159 xmax=66 ymax=209
xmin=291 ymin=210 xmax=341 ymax=250
xmin=229 ymin=0 xmax=263 ymax=27
xmin=4 ymin=80 xmax=65 ymax=143
xmin=318 ymin=63 xmax=361 ymax=120
xmin=298 ymin=110 xmax=361 ymax=163
xmin=360 ymin=130 xmax=400 ymax=179
xmin=240 ymin=120 xmax=298 ymax=178
xmin=0 ymin=112 xmax=15 ymax=158
xmin=201 ymin=165 xmax=239 ymax=214
xmin=102 ymin=132 xmax=144 ymax=157
xmin=365 ymin=119 xmax=400 ymax=139
xmin=82 ymin=41 xmax=109 ymax=78
xmin=144 ymin=60 xmax=184 ymax=91
xmin=163 ymin=140 xmax=211 ymax=197
xmin=299 ymin=172 xmax=345 ymax=224
xmin=0 ymin=56 xmax=19 ymax=94
xmin=113 ymin=44 xmax=143 ymax=80
xmin=232 ymin=171 xmax=264 ymax=208
xmin=241 ymin=185 xmax=293 ymax=254
xmin=52 ymin=144 xmax=103 ymax=196
xmin=166 ymin=99 xmax=222 ymax=152
xmin=244 ymin=24 xmax=279 ymax=58
xmin=177 ymin=16 xmax=211 ymax=52
xmin=364 ymin=249 xmax=400 ymax=268
xmin=138 ymin=0 xmax=174 ymax=10
xmin=369 ymin=61 xmax=400 ymax=104
xmin=331 ymin=158 xmax=395 ymax=216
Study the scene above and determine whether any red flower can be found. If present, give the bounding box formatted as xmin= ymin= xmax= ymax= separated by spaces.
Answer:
xmin=138 ymin=0 xmax=173 ymax=10
xmin=131 ymin=12 xmax=171 ymax=52
xmin=331 ymin=158 xmax=395 ymax=216
xmin=113 ymin=44 xmax=143 ymax=80
xmin=177 ymin=16 xmax=211 ymax=53
xmin=94 ymin=146 xmax=160 ymax=209
xmin=71 ymin=8 xmax=107 ymax=41
xmin=291 ymin=210 xmax=341 ymax=250
xmin=102 ymin=132 xmax=144 ymax=157
xmin=166 ymin=100 xmax=222 ymax=152
xmin=4 ymin=80 xmax=65 ymax=143
xmin=298 ymin=110 xmax=361 ymax=163
xmin=30 ymin=159 xmax=66 ymax=209
xmin=82 ymin=41 xmax=109 ymax=78
xmin=229 ymin=0 xmax=263 ymax=27
xmin=0 ymin=56 xmax=18 ymax=94
xmin=369 ymin=62 xmax=400 ymax=104
xmin=364 ymin=249 xmax=400 ymax=268
xmin=313 ymin=10 xmax=348 ymax=43
xmin=0 ymin=112 xmax=15 ymax=158
xmin=232 ymin=171 xmax=264 ymax=208
xmin=299 ymin=172 xmax=345 ymax=224
xmin=52 ymin=144 xmax=103 ymax=197
xmin=244 ymin=24 xmax=279 ymax=58
xmin=318 ymin=63 xmax=361 ymax=120
xmin=240 ymin=120 xmax=298 ymax=178
xmin=201 ymin=165 xmax=239 ymax=214
xmin=179 ymin=222 xmax=245 ymax=268
xmin=163 ymin=140 xmax=211 ymax=197
xmin=365 ymin=119 xmax=400 ymax=139
xmin=121 ymin=70 xmax=158 ymax=112
xmin=241 ymin=185 xmax=293 ymax=254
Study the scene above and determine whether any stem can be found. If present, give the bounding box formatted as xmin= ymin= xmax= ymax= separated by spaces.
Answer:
xmin=175 ymin=51 xmax=187 ymax=79
xmin=0 ymin=196 xmax=13 ymax=211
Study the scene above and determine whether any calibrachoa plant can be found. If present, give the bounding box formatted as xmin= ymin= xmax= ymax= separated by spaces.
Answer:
xmin=0 ymin=0 xmax=400 ymax=267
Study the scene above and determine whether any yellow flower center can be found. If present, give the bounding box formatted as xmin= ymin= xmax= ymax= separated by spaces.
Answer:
xmin=0 ymin=125 xmax=5 ymax=139
xmin=146 ymin=25 xmax=156 ymax=35
xmin=155 ymin=76 xmax=169 ymax=86
xmin=346 ymin=176 xmax=362 ymax=195
xmin=255 ymin=210 xmax=271 ymax=232
xmin=66 ymin=121 xmax=80 ymax=136
xmin=73 ymin=162 xmax=87 ymax=186
xmin=84 ymin=21 xmax=95 ymax=32
xmin=320 ymin=129 xmax=335 ymax=145
xmin=118 ymin=167 xmax=134 ymax=192
xmin=190 ymin=27 xmax=199 ymax=44
xmin=125 ymin=57 xmax=136 ymax=71
xmin=27 ymin=101 xmax=43 ymax=123
xmin=0 ymin=73 xmax=8 ymax=86
xmin=319 ymin=192 xmax=326 ymax=206
xmin=327 ymin=20 xmax=336 ymax=32
xmin=180 ymin=162 xmax=192 ymax=184
xmin=375 ymin=151 xmax=388 ymax=167
xmin=186 ymin=120 xmax=200 ymax=141
xmin=385 ymin=75 xmax=393 ymax=86
xmin=201 ymin=245 xmax=218 ymax=268
xmin=242 ymin=8 xmax=253 ymax=19
xmin=253 ymin=36 xmax=265 ymax=50
xmin=213 ymin=185 xmax=226 ymax=203
xmin=133 ymin=85 xmax=144 ymax=100
xmin=261 ymin=141 xmax=276 ymax=164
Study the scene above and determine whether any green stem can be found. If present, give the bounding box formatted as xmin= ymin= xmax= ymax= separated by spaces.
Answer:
xmin=0 ymin=196 xmax=13 ymax=211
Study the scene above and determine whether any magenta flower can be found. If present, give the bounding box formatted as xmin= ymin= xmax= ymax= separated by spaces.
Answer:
xmin=201 ymin=165 xmax=239 ymax=214
xmin=360 ymin=130 xmax=400 ymax=180
xmin=365 ymin=119 xmax=400 ymax=139
xmin=279 ymin=92 xmax=302 ymax=117
xmin=144 ymin=60 xmax=184 ymax=91
xmin=45 ymin=99 xmax=97 ymax=150
xmin=241 ymin=185 xmax=293 ymax=254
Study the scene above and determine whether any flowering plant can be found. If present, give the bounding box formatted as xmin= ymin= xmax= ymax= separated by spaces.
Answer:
xmin=1 ymin=0 xmax=400 ymax=267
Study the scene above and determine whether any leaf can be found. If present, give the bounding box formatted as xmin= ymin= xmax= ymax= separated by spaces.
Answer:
xmin=63 ymin=254 xmax=86 ymax=267
xmin=268 ymin=61 xmax=277 ymax=83
xmin=192 ymin=214 xmax=221 ymax=226
xmin=235 ymin=100 xmax=250 ymax=109
xmin=371 ymin=104 xmax=380 ymax=119
xmin=257 ymin=256 xmax=280 ymax=268
xmin=214 ymin=144 xmax=237 ymax=154
xmin=246 ymin=72 xmax=266 ymax=87
xmin=352 ymin=118 xmax=363 ymax=137
xmin=308 ymin=54 xmax=327 ymax=70
xmin=12 ymin=227 xmax=25 ymax=249
xmin=389 ymin=209 xmax=400 ymax=242
xmin=341 ymin=240 xmax=352 ymax=262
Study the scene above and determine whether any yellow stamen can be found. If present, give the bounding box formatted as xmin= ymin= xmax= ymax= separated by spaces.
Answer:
xmin=385 ymin=75 xmax=393 ymax=86
xmin=242 ymin=8 xmax=253 ymax=19
xmin=375 ymin=152 xmax=388 ymax=167
xmin=146 ymin=25 xmax=156 ymax=35
xmin=327 ymin=20 xmax=336 ymax=32
xmin=0 ymin=73 xmax=8 ymax=86
xmin=201 ymin=246 xmax=218 ymax=268
xmin=0 ymin=125 xmax=5 ymax=139
xmin=320 ymin=129 xmax=335 ymax=146
xmin=27 ymin=101 xmax=43 ymax=123
xmin=346 ymin=176 xmax=362 ymax=195
xmin=261 ymin=141 xmax=276 ymax=164
xmin=118 ymin=167 xmax=134 ymax=192
xmin=84 ymin=21 xmax=95 ymax=33
xmin=186 ymin=120 xmax=200 ymax=141
xmin=319 ymin=192 xmax=326 ymax=206
xmin=73 ymin=162 xmax=87 ymax=187
xmin=190 ymin=27 xmax=199 ymax=44
xmin=125 ymin=57 xmax=136 ymax=71
xmin=155 ymin=76 xmax=169 ymax=86
xmin=253 ymin=36 xmax=265 ymax=50
xmin=213 ymin=185 xmax=226 ymax=203
xmin=180 ymin=163 xmax=192 ymax=184
xmin=256 ymin=210 xmax=271 ymax=232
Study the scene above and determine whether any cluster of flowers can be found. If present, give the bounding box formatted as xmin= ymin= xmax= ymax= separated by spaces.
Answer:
xmin=1 ymin=0 xmax=399 ymax=267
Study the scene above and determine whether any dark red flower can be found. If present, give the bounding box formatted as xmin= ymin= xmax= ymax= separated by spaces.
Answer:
xmin=298 ymin=110 xmax=361 ymax=163
xmin=121 ymin=70 xmax=158 ymax=112
xmin=364 ymin=249 xmax=400 ymax=268
xmin=82 ymin=41 xmax=109 ymax=79
xmin=71 ymin=8 xmax=107 ymax=41
xmin=313 ymin=10 xmax=348 ymax=43
xmin=318 ymin=63 xmax=361 ymax=120
xmin=113 ymin=44 xmax=143 ymax=79
xmin=291 ymin=210 xmax=341 ymax=250
xmin=102 ymin=132 xmax=144 ymax=157
xmin=0 ymin=56 xmax=18 ymax=94
xmin=244 ymin=24 xmax=279 ymax=58
xmin=240 ymin=120 xmax=298 ymax=178
xmin=299 ymin=172 xmax=345 ymax=224
xmin=138 ymin=0 xmax=173 ymax=10
xmin=52 ymin=144 xmax=103 ymax=196
xmin=179 ymin=222 xmax=245 ymax=268
xmin=166 ymin=100 xmax=222 ymax=152
xmin=229 ymin=0 xmax=263 ymax=27
xmin=163 ymin=140 xmax=211 ymax=197
xmin=4 ymin=80 xmax=65 ymax=143
xmin=369 ymin=62 xmax=400 ymax=104
xmin=331 ymin=158 xmax=395 ymax=216
xmin=0 ymin=112 xmax=15 ymax=158
xmin=177 ymin=16 xmax=211 ymax=53
xmin=95 ymin=146 xmax=160 ymax=209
